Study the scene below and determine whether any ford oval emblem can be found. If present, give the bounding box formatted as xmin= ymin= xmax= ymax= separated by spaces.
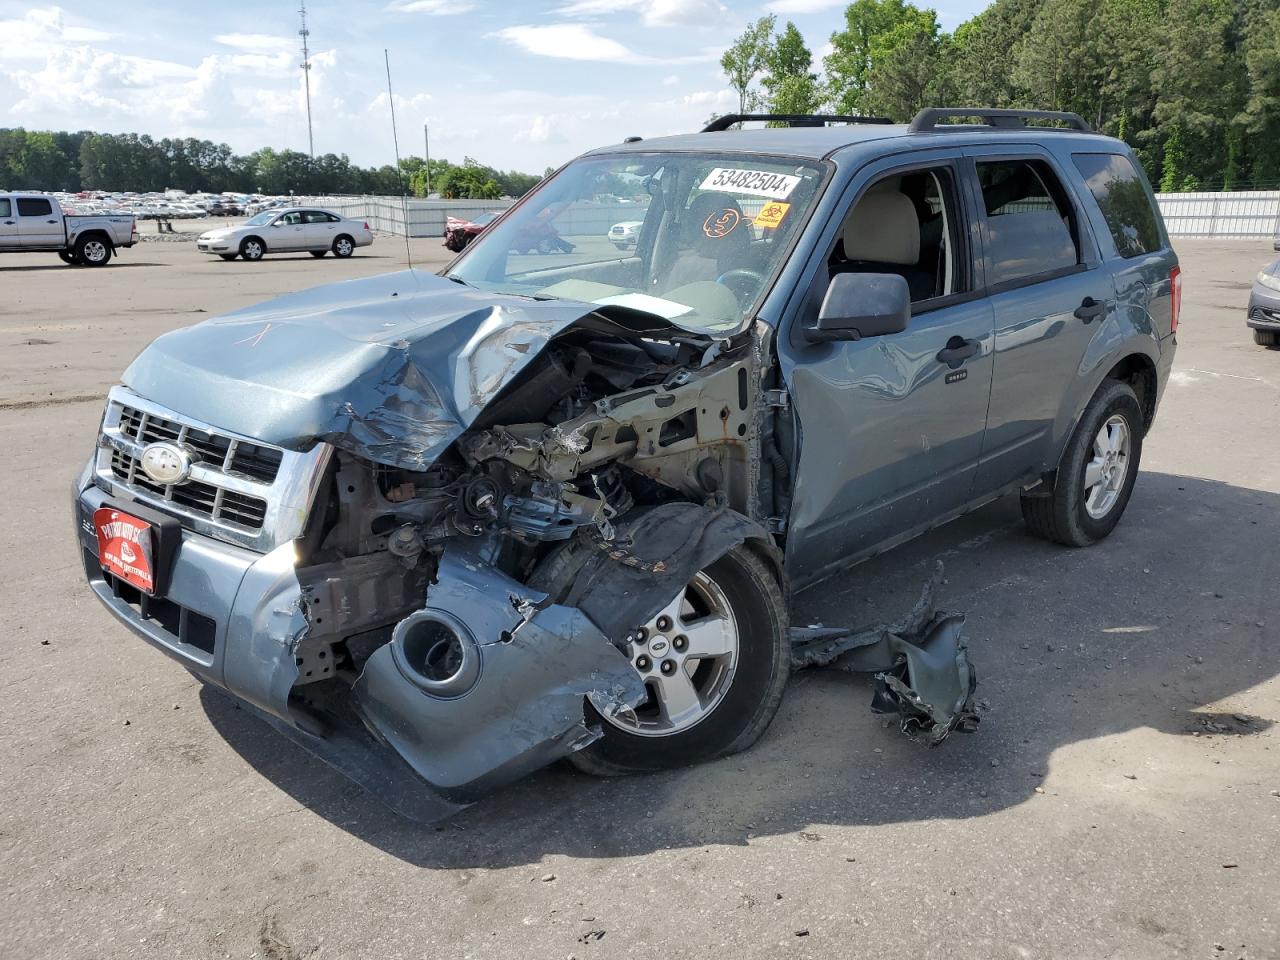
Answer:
xmin=139 ymin=441 xmax=192 ymax=485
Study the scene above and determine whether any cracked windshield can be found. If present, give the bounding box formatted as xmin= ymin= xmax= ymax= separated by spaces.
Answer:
xmin=450 ymin=153 xmax=827 ymax=332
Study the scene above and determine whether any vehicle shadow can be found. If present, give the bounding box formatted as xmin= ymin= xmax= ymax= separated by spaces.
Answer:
xmin=0 ymin=262 xmax=164 ymax=272
xmin=203 ymin=471 xmax=1278 ymax=868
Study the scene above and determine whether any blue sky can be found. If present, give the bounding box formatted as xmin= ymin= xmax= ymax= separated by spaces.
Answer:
xmin=0 ymin=1 xmax=988 ymax=174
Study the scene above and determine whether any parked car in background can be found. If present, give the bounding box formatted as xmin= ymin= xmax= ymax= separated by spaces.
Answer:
xmin=196 ymin=208 xmax=373 ymax=261
xmin=608 ymin=220 xmax=644 ymax=250
xmin=0 ymin=192 xmax=137 ymax=265
xmin=1248 ymin=256 xmax=1280 ymax=347
xmin=443 ymin=212 xmax=499 ymax=252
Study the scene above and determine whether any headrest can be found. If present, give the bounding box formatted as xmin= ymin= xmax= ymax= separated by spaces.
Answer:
xmin=842 ymin=185 xmax=920 ymax=265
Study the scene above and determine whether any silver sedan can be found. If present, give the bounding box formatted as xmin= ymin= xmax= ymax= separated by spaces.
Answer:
xmin=196 ymin=207 xmax=374 ymax=261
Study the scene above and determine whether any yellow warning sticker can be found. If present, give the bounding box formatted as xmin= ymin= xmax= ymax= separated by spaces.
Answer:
xmin=754 ymin=201 xmax=791 ymax=229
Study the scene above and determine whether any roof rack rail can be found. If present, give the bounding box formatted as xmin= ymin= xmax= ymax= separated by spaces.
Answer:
xmin=908 ymin=107 xmax=1093 ymax=134
xmin=702 ymin=113 xmax=893 ymax=133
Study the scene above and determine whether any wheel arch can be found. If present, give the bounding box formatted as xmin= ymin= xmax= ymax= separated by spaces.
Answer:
xmin=1103 ymin=352 xmax=1158 ymax=434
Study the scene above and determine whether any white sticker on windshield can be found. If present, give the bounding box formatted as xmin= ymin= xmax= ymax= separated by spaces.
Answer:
xmin=699 ymin=167 xmax=802 ymax=199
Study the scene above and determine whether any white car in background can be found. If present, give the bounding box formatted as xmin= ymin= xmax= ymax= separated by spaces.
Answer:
xmin=608 ymin=220 xmax=643 ymax=250
xmin=197 ymin=207 xmax=374 ymax=261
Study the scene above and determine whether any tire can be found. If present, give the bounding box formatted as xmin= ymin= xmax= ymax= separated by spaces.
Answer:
xmin=332 ymin=235 xmax=355 ymax=258
xmin=58 ymin=250 xmax=80 ymax=265
xmin=568 ymin=545 xmax=790 ymax=776
xmin=1021 ymin=379 xmax=1144 ymax=547
xmin=239 ymin=237 xmax=265 ymax=261
xmin=75 ymin=234 xmax=112 ymax=267
xmin=218 ymin=254 xmax=237 ymax=261
xmin=310 ymin=250 xmax=327 ymax=258
xmin=1255 ymin=329 xmax=1280 ymax=347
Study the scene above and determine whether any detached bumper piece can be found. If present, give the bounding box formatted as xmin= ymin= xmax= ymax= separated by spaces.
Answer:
xmin=352 ymin=547 xmax=647 ymax=805
xmin=791 ymin=562 xmax=979 ymax=745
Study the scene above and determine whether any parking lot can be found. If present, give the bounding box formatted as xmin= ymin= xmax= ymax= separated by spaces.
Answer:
xmin=1 ymin=236 xmax=1277 ymax=960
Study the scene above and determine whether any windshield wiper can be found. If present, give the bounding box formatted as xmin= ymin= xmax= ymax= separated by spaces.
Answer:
xmin=444 ymin=273 xmax=471 ymax=287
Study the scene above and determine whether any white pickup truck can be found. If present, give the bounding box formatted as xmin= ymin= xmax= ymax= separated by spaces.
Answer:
xmin=0 ymin=193 xmax=137 ymax=266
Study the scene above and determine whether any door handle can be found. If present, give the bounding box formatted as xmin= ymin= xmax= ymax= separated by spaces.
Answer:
xmin=47 ymin=219 xmax=57 ymax=224
xmin=3 ymin=220 xmax=13 ymax=225
xmin=1074 ymin=296 xmax=1108 ymax=323
xmin=936 ymin=336 xmax=981 ymax=369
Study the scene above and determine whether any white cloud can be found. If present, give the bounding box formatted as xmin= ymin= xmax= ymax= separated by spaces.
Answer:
xmin=0 ymin=5 xmax=116 ymax=59
xmin=493 ymin=24 xmax=641 ymax=63
xmin=493 ymin=24 xmax=717 ymax=65
xmin=385 ymin=0 xmax=475 ymax=13
xmin=555 ymin=0 xmax=728 ymax=27
xmin=214 ymin=34 xmax=295 ymax=54
xmin=765 ymin=0 xmax=846 ymax=12
xmin=663 ymin=74 xmax=680 ymax=86
xmin=515 ymin=115 xmax=567 ymax=144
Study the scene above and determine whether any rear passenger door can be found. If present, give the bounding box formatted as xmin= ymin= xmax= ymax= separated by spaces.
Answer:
xmin=964 ymin=148 xmax=1111 ymax=494
xmin=0 ymin=198 xmax=18 ymax=248
xmin=15 ymin=196 xmax=63 ymax=248
xmin=302 ymin=210 xmax=338 ymax=249
xmin=1070 ymin=152 xmax=1177 ymax=341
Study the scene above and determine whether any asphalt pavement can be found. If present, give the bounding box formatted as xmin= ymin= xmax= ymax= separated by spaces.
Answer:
xmin=0 ymin=233 xmax=1277 ymax=960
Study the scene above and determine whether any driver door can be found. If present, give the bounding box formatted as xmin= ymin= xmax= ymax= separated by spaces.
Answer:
xmin=777 ymin=155 xmax=996 ymax=587
xmin=272 ymin=211 xmax=306 ymax=250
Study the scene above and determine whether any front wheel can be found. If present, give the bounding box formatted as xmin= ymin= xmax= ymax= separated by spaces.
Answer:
xmin=332 ymin=235 xmax=355 ymax=258
xmin=239 ymin=237 xmax=265 ymax=261
xmin=1255 ymin=329 xmax=1280 ymax=347
xmin=1021 ymin=379 xmax=1144 ymax=547
xmin=218 ymin=254 xmax=237 ymax=261
xmin=58 ymin=250 xmax=80 ymax=265
xmin=569 ymin=545 xmax=789 ymax=776
xmin=310 ymin=250 xmax=327 ymax=258
xmin=76 ymin=235 xmax=112 ymax=266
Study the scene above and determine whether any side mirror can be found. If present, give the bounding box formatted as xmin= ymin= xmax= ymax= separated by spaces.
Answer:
xmin=805 ymin=272 xmax=910 ymax=343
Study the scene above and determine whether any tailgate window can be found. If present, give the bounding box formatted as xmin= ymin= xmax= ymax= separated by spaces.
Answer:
xmin=1071 ymin=153 xmax=1162 ymax=258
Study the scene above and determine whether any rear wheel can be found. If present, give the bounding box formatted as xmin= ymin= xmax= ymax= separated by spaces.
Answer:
xmin=239 ymin=237 xmax=265 ymax=261
xmin=310 ymin=250 xmax=327 ymax=258
xmin=76 ymin=235 xmax=111 ymax=267
xmin=1255 ymin=329 xmax=1280 ymax=347
xmin=332 ymin=235 xmax=354 ymax=258
xmin=568 ymin=545 xmax=789 ymax=776
xmin=1021 ymin=379 xmax=1144 ymax=547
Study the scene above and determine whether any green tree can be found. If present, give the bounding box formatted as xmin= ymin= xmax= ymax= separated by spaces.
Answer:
xmin=721 ymin=15 xmax=777 ymax=114
xmin=762 ymin=21 xmax=824 ymax=116
xmin=862 ymin=11 xmax=951 ymax=120
xmin=824 ymin=0 xmax=925 ymax=114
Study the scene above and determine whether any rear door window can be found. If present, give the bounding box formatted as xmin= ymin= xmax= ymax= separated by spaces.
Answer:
xmin=976 ymin=159 xmax=1080 ymax=287
xmin=17 ymin=198 xmax=53 ymax=217
xmin=0 ymin=199 xmax=10 ymax=218
xmin=1071 ymin=153 xmax=1162 ymax=258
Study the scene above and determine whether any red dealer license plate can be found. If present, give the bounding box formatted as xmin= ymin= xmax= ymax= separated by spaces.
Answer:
xmin=94 ymin=507 xmax=157 ymax=595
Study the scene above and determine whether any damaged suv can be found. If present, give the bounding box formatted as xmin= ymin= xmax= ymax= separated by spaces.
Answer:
xmin=74 ymin=109 xmax=1178 ymax=817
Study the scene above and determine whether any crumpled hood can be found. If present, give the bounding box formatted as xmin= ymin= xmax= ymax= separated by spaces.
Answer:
xmin=122 ymin=270 xmax=639 ymax=470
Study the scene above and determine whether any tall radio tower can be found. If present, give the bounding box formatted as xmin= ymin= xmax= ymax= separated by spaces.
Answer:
xmin=299 ymin=1 xmax=315 ymax=158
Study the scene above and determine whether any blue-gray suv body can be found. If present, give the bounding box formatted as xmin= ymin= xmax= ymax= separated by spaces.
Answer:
xmin=73 ymin=109 xmax=1179 ymax=818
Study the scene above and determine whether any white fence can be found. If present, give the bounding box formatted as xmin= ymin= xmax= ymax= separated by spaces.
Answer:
xmin=1155 ymin=191 xmax=1280 ymax=238
xmin=306 ymin=191 xmax=1280 ymax=240
xmin=301 ymin=196 xmax=513 ymax=237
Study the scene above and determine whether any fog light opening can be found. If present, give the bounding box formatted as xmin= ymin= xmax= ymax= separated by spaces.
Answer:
xmin=393 ymin=610 xmax=481 ymax=697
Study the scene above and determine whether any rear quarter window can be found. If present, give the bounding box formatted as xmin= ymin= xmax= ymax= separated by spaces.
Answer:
xmin=0 ymin=198 xmax=10 ymax=217
xmin=16 ymin=198 xmax=53 ymax=217
xmin=1071 ymin=153 xmax=1162 ymax=258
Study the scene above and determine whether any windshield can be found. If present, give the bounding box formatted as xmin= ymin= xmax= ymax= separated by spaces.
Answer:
xmin=449 ymin=152 xmax=827 ymax=333
xmin=245 ymin=211 xmax=276 ymax=226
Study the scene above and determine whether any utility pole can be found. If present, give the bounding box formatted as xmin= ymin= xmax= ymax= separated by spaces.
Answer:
xmin=423 ymin=123 xmax=431 ymax=196
xmin=299 ymin=1 xmax=315 ymax=158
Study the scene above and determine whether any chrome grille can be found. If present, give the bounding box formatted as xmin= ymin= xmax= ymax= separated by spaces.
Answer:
xmin=94 ymin=386 xmax=332 ymax=552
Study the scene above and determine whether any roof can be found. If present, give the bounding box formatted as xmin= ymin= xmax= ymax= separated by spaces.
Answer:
xmin=587 ymin=124 xmax=1123 ymax=163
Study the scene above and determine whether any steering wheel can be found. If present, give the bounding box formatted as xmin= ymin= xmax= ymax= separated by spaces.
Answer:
xmin=715 ymin=268 xmax=766 ymax=303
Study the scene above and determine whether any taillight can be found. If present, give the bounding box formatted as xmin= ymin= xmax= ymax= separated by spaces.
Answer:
xmin=1170 ymin=265 xmax=1182 ymax=334
xmin=363 ymin=221 xmax=370 ymax=231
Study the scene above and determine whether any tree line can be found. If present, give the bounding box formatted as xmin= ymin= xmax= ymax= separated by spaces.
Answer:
xmin=0 ymin=128 xmax=544 ymax=199
xmin=721 ymin=0 xmax=1280 ymax=191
